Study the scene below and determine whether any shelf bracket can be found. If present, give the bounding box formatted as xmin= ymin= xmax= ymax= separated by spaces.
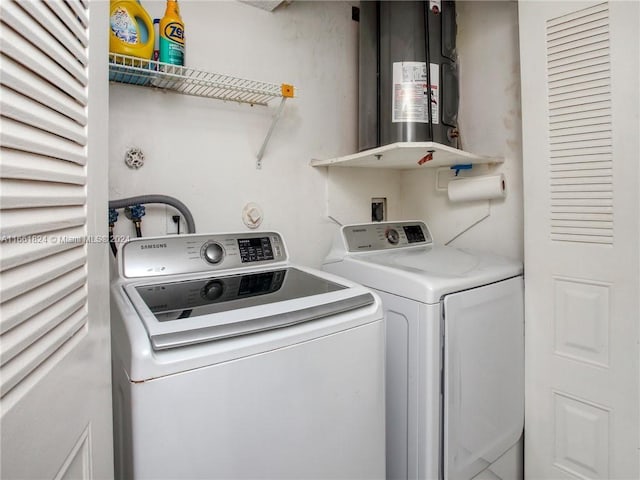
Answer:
xmin=256 ymin=97 xmax=288 ymax=169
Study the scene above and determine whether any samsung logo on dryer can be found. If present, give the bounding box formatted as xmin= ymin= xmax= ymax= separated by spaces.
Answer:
xmin=140 ymin=243 xmax=168 ymax=250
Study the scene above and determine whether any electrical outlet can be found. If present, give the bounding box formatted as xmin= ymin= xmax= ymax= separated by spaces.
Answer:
xmin=371 ymin=198 xmax=386 ymax=222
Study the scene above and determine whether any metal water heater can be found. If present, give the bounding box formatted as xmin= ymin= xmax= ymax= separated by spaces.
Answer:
xmin=359 ymin=1 xmax=459 ymax=151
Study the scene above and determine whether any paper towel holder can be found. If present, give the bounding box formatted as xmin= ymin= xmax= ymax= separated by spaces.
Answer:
xmin=447 ymin=173 xmax=507 ymax=203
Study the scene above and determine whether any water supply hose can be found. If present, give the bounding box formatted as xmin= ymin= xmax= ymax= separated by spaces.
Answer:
xmin=108 ymin=194 xmax=196 ymax=233
xmin=108 ymin=208 xmax=119 ymax=256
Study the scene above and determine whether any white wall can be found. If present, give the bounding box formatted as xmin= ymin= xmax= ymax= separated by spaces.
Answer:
xmin=400 ymin=1 xmax=523 ymax=261
xmin=110 ymin=0 xmax=369 ymax=267
xmin=109 ymin=0 xmax=523 ymax=267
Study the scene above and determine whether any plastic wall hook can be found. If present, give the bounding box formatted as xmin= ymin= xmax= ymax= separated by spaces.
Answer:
xmin=242 ymin=202 xmax=263 ymax=229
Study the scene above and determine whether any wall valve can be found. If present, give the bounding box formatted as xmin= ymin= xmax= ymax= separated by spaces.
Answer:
xmin=124 ymin=204 xmax=146 ymax=237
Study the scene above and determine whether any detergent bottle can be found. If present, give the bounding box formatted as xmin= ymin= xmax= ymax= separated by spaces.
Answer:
xmin=159 ymin=0 xmax=185 ymax=66
xmin=109 ymin=0 xmax=154 ymax=59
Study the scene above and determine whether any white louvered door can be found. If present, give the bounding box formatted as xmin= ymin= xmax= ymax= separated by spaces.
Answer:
xmin=0 ymin=1 xmax=113 ymax=478
xmin=519 ymin=1 xmax=639 ymax=479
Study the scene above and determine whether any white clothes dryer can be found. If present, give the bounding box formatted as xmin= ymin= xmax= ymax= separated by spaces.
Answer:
xmin=323 ymin=221 xmax=524 ymax=480
xmin=110 ymin=231 xmax=385 ymax=480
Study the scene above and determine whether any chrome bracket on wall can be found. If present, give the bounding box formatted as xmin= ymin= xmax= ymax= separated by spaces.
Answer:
xmin=256 ymin=97 xmax=288 ymax=169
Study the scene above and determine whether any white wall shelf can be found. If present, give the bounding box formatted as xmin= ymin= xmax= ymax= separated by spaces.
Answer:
xmin=310 ymin=142 xmax=502 ymax=169
xmin=108 ymin=53 xmax=294 ymax=168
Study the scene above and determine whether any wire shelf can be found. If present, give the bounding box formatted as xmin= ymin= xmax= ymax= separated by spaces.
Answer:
xmin=108 ymin=53 xmax=284 ymax=106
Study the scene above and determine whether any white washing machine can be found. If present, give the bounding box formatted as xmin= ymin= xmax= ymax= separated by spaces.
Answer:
xmin=323 ymin=221 xmax=524 ymax=480
xmin=110 ymin=231 xmax=385 ymax=480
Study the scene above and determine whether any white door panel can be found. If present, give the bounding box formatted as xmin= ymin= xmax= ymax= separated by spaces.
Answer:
xmin=519 ymin=1 xmax=639 ymax=478
xmin=443 ymin=277 xmax=524 ymax=480
xmin=1 ymin=1 xmax=113 ymax=478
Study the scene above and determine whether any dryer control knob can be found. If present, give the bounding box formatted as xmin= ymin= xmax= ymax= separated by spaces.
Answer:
xmin=385 ymin=228 xmax=400 ymax=245
xmin=202 ymin=242 xmax=224 ymax=264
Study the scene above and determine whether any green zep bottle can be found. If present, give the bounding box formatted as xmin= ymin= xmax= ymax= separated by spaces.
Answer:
xmin=159 ymin=0 xmax=184 ymax=65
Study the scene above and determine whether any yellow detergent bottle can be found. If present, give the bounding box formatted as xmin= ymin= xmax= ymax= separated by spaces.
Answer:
xmin=159 ymin=0 xmax=185 ymax=66
xmin=109 ymin=0 xmax=154 ymax=60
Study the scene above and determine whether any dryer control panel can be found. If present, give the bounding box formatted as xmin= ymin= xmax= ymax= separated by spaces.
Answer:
xmin=342 ymin=221 xmax=433 ymax=252
xmin=120 ymin=232 xmax=287 ymax=278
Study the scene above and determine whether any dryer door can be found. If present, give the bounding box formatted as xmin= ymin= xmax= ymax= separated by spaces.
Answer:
xmin=443 ymin=276 xmax=524 ymax=480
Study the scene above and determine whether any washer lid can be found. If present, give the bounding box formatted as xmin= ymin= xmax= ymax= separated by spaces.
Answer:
xmin=339 ymin=245 xmax=523 ymax=303
xmin=124 ymin=267 xmax=375 ymax=350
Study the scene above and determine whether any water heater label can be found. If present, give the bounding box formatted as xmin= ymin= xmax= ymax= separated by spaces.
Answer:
xmin=430 ymin=63 xmax=440 ymax=125
xmin=392 ymin=62 xmax=440 ymax=124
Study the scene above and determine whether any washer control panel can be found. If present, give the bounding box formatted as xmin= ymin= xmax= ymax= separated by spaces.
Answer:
xmin=342 ymin=221 xmax=432 ymax=252
xmin=121 ymin=232 xmax=286 ymax=278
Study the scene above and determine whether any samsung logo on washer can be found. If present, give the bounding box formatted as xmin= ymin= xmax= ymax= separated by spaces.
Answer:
xmin=140 ymin=243 xmax=168 ymax=250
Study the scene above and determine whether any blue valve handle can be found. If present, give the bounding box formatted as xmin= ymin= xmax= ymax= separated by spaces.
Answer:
xmin=124 ymin=204 xmax=146 ymax=221
xmin=130 ymin=204 xmax=146 ymax=220
xmin=108 ymin=208 xmax=119 ymax=225
xmin=450 ymin=164 xmax=473 ymax=176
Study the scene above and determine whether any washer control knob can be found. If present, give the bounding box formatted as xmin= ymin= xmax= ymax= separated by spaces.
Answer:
xmin=202 ymin=242 xmax=224 ymax=264
xmin=385 ymin=228 xmax=400 ymax=245
xmin=202 ymin=280 xmax=224 ymax=300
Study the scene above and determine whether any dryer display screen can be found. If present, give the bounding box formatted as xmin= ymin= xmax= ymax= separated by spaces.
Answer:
xmin=238 ymin=237 xmax=274 ymax=263
xmin=403 ymin=225 xmax=426 ymax=243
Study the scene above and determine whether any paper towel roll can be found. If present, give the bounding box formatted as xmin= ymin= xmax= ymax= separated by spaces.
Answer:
xmin=447 ymin=174 xmax=506 ymax=202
